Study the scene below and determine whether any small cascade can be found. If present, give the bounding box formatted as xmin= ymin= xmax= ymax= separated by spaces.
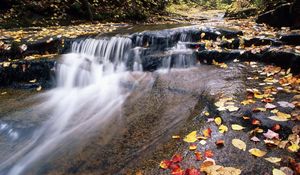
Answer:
xmin=0 ymin=26 xmax=205 ymax=175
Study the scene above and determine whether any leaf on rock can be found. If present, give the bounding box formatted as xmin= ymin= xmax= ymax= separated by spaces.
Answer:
xmin=202 ymin=165 xmax=241 ymax=175
xmin=214 ymin=117 xmax=222 ymax=126
xmin=184 ymin=131 xmax=198 ymax=143
xmin=204 ymin=150 xmax=214 ymax=158
xmin=287 ymin=144 xmax=300 ymax=152
xmin=200 ymin=158 xmax=216 ymax=172
xmin=194 ymin=151 xmax=202 ymax=161
xmin=265 ymin=103 xmax=277 ymax=109
xmin=263 ymin=129 xmax=279 ymax=139
xmin=203 ymin=128 xmax=212 ymax=138
xmin=185 ymin=168 xmax=200 ymax=175
xmin=215 ymin=140 xmax=225 ymax=147
xmin=250 ymin=136 xmax=260 ymax=142
xmin=272 ymin=168 xmax=286 ymax=175
xmin=159 ymin=160 xmax=171 ymax=169
xmin=171 ymin=154 xmax=183 ymax=163
xmin=264 ymin=157 xmax=282 ymax=164
xmin=189 ymin=143 xmax=197 ymax=151
xmin=219 ymin=125 xmax=228 ymax=133
xmin=268 ymin=116 xmax=289 ymax=122
xmin=232 ymin=139 xmax=246 ymax=151
xmin=227 ymin=105 xmax=239 ymax=112
xmin=231 ymin=124 xmax=245 ymax=131
xmin=249 ymin=148 xmax=267 ymax=157
xmin=278 ymin=101 xmax=295 ymax=108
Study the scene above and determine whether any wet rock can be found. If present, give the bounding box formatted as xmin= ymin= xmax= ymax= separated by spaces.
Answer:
xmin=197 ymin=50 xmax=241 ymax=64
xmin=257 ymin=3 xmax=300 ymax=28
xmin=280 ymin=34 xmax=300 ymax=45
xmin=0 ymin=59 xmax=56 ymax=88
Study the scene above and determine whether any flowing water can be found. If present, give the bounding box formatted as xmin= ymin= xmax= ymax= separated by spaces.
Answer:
xmin=0 ymin=26 xmax=244 ymax=174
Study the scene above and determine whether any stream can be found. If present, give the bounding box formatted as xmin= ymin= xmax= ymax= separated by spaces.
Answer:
xmin=0 ymin=25 xmax=247 ymax=175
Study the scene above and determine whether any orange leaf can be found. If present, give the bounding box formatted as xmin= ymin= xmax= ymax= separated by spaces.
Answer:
xmin=272 ymin=124 xmax=281 ymax=131
xmin=171 ymin=154 xmax=183 ymax=163
xmin=195 ymin=151 xmax=202 ymax=161
xmin=203 ymin=128 xmax=212 ymax=138
xmin=215 ymin=140 xmax=225 ymax=147
xmin=251 ymin=119 xmax=261 ymax=126
xmin=189 ymin=143 xmax=197 ymax=151
xmin=171 ymin=167 xmax=184 ymax=175
xmin=204 ymin=150 xmax=214 ymax=158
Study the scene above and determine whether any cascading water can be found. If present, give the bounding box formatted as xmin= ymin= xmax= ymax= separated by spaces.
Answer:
xmin=0 ymin=27 xmax=202 ymax=175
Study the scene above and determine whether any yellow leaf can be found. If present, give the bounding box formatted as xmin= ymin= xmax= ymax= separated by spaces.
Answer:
xmin=183 ymin=131 xmax=198 ymax=143
xmin=241 ymin=99 xmax=256 ymax=105
xmin=214 ymin=117 xmax=222 ymax=126
xmin=227 ymin=105 xmax=239 ymax=112
xmin=264 ymin=157 xmax=281 ymax=164
xmin=277 ymin=112 xmax=291 ymax=119
xmin=36 ymin=86 xmax=42 ymax=92
xmin=29 ymin=79 xmax=37 ymax=83
xmin=232 ymin=139 xmax=246 ymax=151
xmin=172 ymin=135 xmax=180 ymax=139
xmin=219 ymin=125 xmax=228 ymax=133
xmin=204 ymin=112 xmax=210 ymax=116
xmin=272 ymin=168 xmax=286 ymax=175
xmin=268 ymin=116 xmax=289 ymax=122
xmin=288 ymin=143 xmax=299 ymax=152
xmin=231 ymin=124 xmax=245 ymax=131
xmin=249 ymin=148 xmax=267 ymax=157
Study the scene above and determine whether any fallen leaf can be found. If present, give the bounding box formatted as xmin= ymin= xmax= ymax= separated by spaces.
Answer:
xmin=195 ymin=151 xmax=202 ymax=161
xmin=215 ymin=140 xmax=225 ymax=147
xmin=250 ymin=136 xmax=260 ymax=142
xmin=202 ymin=165 xmax=241 ymax=175
xmin=287 ymin=144 xmax=299 ymax=152
xmin=172 ymin=135 xmax=180 ymax=139
xmin=268 ymin=116 xmax=289 ymax=122
xmin=185 ymin=168 xmax=200 ymax=175
xmin=264 ymin=157 xmax=282 ymax=164
xmin=214 ymin=117 xmax=222 ymax=126
xmin=265 ymin=103 xmax=277 ymax=109
xmin=249 ymin=148 xmax=267 ymax=157
xmin=184 ymin=131 xmax=198 ymax=143
xmin=252 ymin=119 xmax=261 ymax=126
xmin=232 ymin=139 xmax=246 ymax=151
xmin=272 ymin=124 xmax=281 ymax=131
xmin=263 ymin=129 xmax=279 ymax=139
xmin=36 ymin=86 xmax=42 ymax=91
xmin=272 ymin=168 xmax=286 ymax=175
xmin=204 ymin=150 xmax=214 ymax=158
xmin=189 ymin=143 xmax=197 ymax=151
xmin=171 ymin=154 xmax=183 ymax=163
xmin=159 ymin=160 xmax=171 ymax=169
xmin=227 ymin=105 xmax=239 ymax=112
xmin=219 ymin=125 xmax=228 ymax=133
xmin=200 ymin=140 xmax=207 ymax=145
xmin=200 ymin=158 xmax=216 ymax=171
xmin=231 ymin=124 xmax=245 ymax=131
xmin=203 ymin=128 xmax=212 ymax=138
xmin=252 ymin=107 xmax=267 ymax=112
xmin=277 ymin=112 xmax=291 ymax=120
xmin=278 ymin=101 xmax=295 ymax=108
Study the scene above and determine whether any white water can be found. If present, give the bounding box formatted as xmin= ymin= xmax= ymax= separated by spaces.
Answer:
xmin=1 ymin=37 xmax=137 ymax=175
xmin=0 ymin=28 xmax=199 ymax=175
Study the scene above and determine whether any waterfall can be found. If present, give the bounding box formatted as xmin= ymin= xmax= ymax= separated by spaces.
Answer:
xmin=0 ymin=27 xmax=201 ymax=175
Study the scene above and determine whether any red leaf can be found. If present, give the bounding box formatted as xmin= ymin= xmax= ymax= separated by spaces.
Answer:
xmin=171 ymin=167 xmax=184 ymax=175
xmin=170 ymin=163 xmax=181 ymax=171
xmin=194 ymin=151 xmax=202 ymax=161
xmin=185 ymin=168 xmax=201 ymax=175
xmin=171 ymin=154 xmax=183 ymax=163
xmin=272 ymin=124 xmax=281 ymax=131
xmin=204 ymin=150 xmax=214 ymax=158
xmin=159 ymin=160 xmax=171 ymax=169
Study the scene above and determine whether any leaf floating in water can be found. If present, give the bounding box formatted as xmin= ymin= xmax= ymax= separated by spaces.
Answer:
xmin=232 ymin=139 xmax=246 ymax=151
xmin=249 ymin=148 xmax=267 ymax=157
xmin=183 ymin=131 xmax=198 ymax=143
